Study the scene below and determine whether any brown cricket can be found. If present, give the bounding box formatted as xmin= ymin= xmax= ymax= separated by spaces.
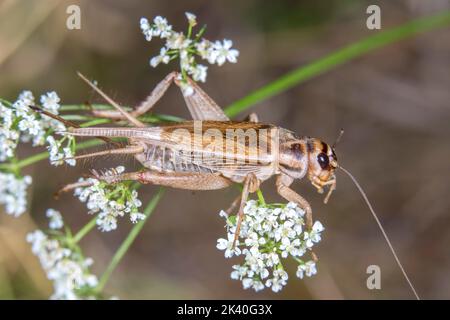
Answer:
xmin=62 ymin=72 xmax=337 ymax=245
xmin=51 ymin=71 xmax=418 ymax=299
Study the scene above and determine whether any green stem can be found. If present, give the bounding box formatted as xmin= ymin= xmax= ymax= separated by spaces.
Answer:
xmin=79 ymin=118 xmax=112 ymax=128
xmin=60 ymin=104 xmax=113 ymax=111
xmin=257 ymin=189 xmax=266 ymax=206
xmin=96 ymin=187 xmax=165 ymax=293
xmin=72 ymin=216 xmax=98 ymax=244
xmin=224 ymin=10 xmax=450 ymax=118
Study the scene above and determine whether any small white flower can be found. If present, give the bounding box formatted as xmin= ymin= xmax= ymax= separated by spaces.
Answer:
xmin=0 ymin=173 xmax=32 ymax=217
xmin=211 ymin=40 xmax=239 ymax=66
xmin=266 ymin=269 xmax=288 ymax=292
xmin=217 ymin=200 xmax=323 ymax=292
xmin=195 ymin=39 xmax=213 ymax=60
xmin=97 ymin=212 xmax=118 ymax=232
xmin=18 ymin=116 xmax=42 ymax=136
xmin=280 ymin=238 xmax=303 ymax=258
xmin=179 ymin=81 xmax=194 ymax=97
xmin=190 ymin=64 xmax=208 ymax=83
xmin=74 ymin=169 xmax=144 ymax=232
xmin=265 ymin=251 xmax=280 ymax=267
xmin=130 ymin=212 xmax=146 ymax=223
xmin=27 ymin=225 xmax=98 ymax=299
xmin=140 ymin=14 xmax=239 ymax=86
xmin=304 ymin=221 xmax=324 ymax=248
xmin=18 ymin=90 xmax=35 ymax=107
xmin=274 ymin=220 xmax=296 ymax=243
xmin=296 ymin=261 xmax=317 ymax=279
xmin=150 ymin=47 xmax=170 ymax=68
xmin=216 ymin=233 xmax=241 ymax=258
xmin=185 ymin=12 xmax=197 ymax=26
xmin=46 ymin=208 xmax=64 ymax=230
xmin=219 ymin=210 xmax=228 ymax=219
xmin=63 ymin=147 xmax=76 ymax=166
xmin=40 ymin=91 xmax=61 ymax=114
xmin=140 ymin=18 xmax=153 ymax=41
xmin=231 ymin=264 xmax=248 ymax=280
xmin=153 ymin=16 xmax=172 ymax=38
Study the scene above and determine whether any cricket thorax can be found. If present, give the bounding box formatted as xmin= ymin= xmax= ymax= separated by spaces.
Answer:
xmin=277 ymin=131 xmax=309 ymax=179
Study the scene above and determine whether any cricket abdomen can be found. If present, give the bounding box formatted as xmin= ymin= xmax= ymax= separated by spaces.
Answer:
xmin=135 ymin=144 xmax=216 ymax=174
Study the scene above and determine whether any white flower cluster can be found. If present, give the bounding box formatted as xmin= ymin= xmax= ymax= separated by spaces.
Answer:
xmin=46 ymin=135 xmax=76 ymax=167
xmin=74 ymin=166 xmax=145 ymax=232
xmin=0 ymin=91 xmax=76 ymax=166
xmin=140 ymin=13 xmax=239 ymax=95
xmin=27 ymin=212 xmax=98 ymax=300
xmin=217 ymin=200 xmax=324 ymax=293
xmin=46 ymin=208 xmax=64 ymax=230
xmin=0 ymin=172 xmax=32 ymax=217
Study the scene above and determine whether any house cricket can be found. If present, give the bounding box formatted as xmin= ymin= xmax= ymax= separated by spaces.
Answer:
xmin=39 ymin=71 xmax=419 ymax=299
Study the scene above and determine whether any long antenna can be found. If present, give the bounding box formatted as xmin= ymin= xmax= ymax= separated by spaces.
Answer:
xmin=29 ymin=105 xmax=121 ymax=148
xmin=332 ymin=128 xmax=344 ymax=149
xmin=339 ymin=165 xmax=420 ymax=300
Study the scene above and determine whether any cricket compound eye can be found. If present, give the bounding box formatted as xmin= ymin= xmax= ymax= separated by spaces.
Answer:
xmin=317 ymin=152 xmax=329 ymax=169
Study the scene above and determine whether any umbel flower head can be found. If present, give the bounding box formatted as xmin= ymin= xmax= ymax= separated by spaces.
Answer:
xmin=0 ymin=90 xmax=76 ymax=166
xmin=74 ymin=166 xmax=145 ymax=232
xmin=27 ymin=209 xmax=99 ymax=300
xmin=217 ymin=200 xmax=324 ymax=292
xmin=140 ymin=12 xmax=239 ymax=95
xmin=0 ymin=172 xmax=32 ymax=217
xmin=0 ymin=91 xmax=77 ymax=217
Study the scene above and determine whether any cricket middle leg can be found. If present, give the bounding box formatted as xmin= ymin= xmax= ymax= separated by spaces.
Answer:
xmin=232 ymin=173 xmax=260 ymax=248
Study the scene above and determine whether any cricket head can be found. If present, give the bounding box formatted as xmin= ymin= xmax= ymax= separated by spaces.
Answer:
xmin=307 ymin=138 xmax=338 ymax=203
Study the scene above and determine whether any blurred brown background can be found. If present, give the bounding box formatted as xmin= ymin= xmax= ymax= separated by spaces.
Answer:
xmin=0 ymin=0 xmax=449 ymax=299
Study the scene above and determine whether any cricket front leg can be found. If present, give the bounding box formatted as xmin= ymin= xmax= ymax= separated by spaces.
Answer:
xmin=276 ymin=174 xmax=313 ymax=230
xmin=276 ymin=174 xmax=318 ymax=261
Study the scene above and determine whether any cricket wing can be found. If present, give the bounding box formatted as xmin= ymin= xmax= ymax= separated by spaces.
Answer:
xmin=158 ymin=121 xmax=277 ymax=181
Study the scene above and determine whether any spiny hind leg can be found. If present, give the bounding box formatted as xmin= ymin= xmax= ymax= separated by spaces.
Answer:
xmin=137 ymin=171 xmax=233 ymax=190
xmin=56 ymin=170 xmax=144 ymax=196
xmin=92 ymin=71 xmax=229 ymax=121
xmin=174 ymin=75 xmax=229 ymax=121
xmin=58 ymin=170 xmax=233 ymax=195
